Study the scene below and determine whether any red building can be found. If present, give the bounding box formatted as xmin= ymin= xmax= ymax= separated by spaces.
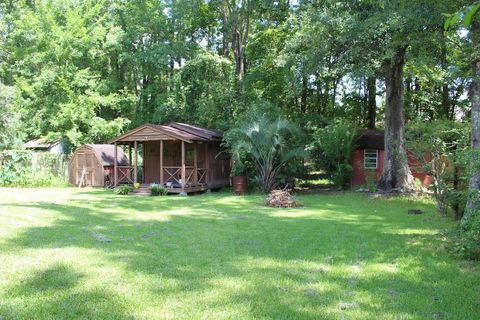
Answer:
xmin=351 ymin=129 xmax=432 ymax=187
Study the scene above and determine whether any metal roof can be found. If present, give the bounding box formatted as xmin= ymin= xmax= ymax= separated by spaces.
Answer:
xmin=24 ymin=138 xmax=61 ymax=149
xmin=85 ymin=144 xmax=129 ymax=166
xmin=109 ymin=122 xmax=224 ymax=143
xmin=167 ymin=122 xmax=223 ymax=141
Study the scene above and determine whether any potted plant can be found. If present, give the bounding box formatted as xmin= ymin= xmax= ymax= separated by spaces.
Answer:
xmin=231 ymin=161 xmax=247 ymax=195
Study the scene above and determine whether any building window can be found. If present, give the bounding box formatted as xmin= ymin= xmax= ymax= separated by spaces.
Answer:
xmin=364 ymin=149 xmax=378 ymax=169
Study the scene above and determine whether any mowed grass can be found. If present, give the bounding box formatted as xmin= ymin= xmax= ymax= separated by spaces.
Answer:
xmin=0 ymin=188 xmax=479 ymax=320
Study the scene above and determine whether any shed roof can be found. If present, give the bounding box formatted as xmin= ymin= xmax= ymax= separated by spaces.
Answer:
xmin=109 ymin=122 xmax=224 ymax=143
xmin=167 ymin=122 xmax=223 ymax=141
xmin=24 ymin=138 xmax=61 ymax=150
xmin=85 ymin=144 xmax=129 ymax=166
xmin=356 ymin=129 xmax=384 ymax=150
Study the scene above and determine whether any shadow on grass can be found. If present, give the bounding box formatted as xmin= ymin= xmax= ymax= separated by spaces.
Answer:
xmin=0 ymin=263 xmax=132 ymax=320
xmin=1 ymin=190 xmax=478 ymax=319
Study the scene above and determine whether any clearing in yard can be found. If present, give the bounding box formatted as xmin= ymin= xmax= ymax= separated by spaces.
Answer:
xmin=0 ymin=188 xmax=479 ymax=319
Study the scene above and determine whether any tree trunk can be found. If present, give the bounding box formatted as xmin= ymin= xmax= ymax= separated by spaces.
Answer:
xmin=221 ymin=3 xmax=229 ymax=57
xmin=300 ymin=75 xmax=308 ymax=114
xmin=405 ymin=77 xmax=412 ymax=121
xmin=452 ymin=164 xmax=461 ymax=220
xmin=378 ymin=47 xmax=415 ymax=192
xmin=366 ymin=76 xmax=376 ymax=129
xmin=440 ymin=32 xmax=452 ymax=119
xmin=441 ymin=83 xmax=451 ymax=119
xmin=414 ymin=78 xmax=421 ymax=115
xmin=315 ymin=72 xmax=322 ymax=114
xmin=461 ymin=20 xmax=480 ymax=228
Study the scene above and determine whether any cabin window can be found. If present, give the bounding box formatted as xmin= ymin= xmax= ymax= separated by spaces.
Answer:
xmin=364 ymin=149 xmax=378 ymax=169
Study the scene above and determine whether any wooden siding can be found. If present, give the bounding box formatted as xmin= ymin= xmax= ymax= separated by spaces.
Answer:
xmin=206 ymin=142 xmax=231 ymax=189
xmin=69 ymin=145 xmax=132 ymax=187
xmin=68 ymin=146 xmax=104 ymax=186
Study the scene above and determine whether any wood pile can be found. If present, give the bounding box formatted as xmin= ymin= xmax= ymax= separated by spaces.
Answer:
xmin=265 ymin=189 xmax=298 ymax=208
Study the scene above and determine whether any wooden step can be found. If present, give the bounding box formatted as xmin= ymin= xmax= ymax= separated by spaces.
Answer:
xmin=132 ymin=187 xmax=150 ymax=195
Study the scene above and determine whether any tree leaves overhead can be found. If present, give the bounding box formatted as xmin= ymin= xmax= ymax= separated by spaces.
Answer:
xmin=0 ymin=0 xmax=474 ymax=152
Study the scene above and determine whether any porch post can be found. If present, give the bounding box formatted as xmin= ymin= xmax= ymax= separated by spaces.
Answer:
xmin=160 ymin=140 xmax=164 ymax=184
xmin=193 ymin=143 xmax=198 ymax=185
xmin=128 ymin=143 xmax=132 ymax=164
xmin=181 ymin=140 xmax=186 ymax=189
xmin=134 ymin=141 xmax=138 ymax=184
xmin=204 ymin=143 xmax=209 ymax=186
xmin=114 ymin=142 xmax=118 ymax=187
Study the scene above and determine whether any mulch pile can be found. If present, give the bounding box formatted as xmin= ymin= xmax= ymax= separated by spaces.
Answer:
xmin=265 ymin=189 xmax=298 ymax=208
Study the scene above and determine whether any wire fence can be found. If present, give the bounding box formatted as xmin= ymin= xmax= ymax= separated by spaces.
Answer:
xmin=0 ymin=150 xmax=69 ymax=187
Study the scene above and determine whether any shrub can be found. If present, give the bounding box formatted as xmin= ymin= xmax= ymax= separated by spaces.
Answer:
xmin=224 ymin=117 xmax=306 ymax=193
xmin=150 ymin=183 xmax=167 ymax=196
xmin=406 ymin=120 xmax=469 ymax=218
xmin=308 ymin=121 xmax=357 ymax=189
xmin=114 ymin=185 xmax=133 ymax=195
xmin=446 ymin=212 xmax=480 ymax=260
xmin=0 ymin=150 xmax=68 ymax=187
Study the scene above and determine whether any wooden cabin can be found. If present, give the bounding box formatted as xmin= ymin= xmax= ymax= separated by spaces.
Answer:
xmin=69 ymin=144 xmax=130 ymax=187
xmin=351 ymin=129 xmax=432 ymax=187
xmin=108 ymin=122 xmax=230 ymax=194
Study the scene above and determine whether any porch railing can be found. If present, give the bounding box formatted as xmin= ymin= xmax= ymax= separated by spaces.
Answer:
xmin=106 ymin=166 xmax=144 ymax=187
xmin=163 ymin=166 xmax=207 ymax=187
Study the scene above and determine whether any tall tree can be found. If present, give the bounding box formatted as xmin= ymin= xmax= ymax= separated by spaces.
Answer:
xmin=378 ymin=46 xmax=415 ymax=190
xmin=366 ymin=76 xmax=377 ymax=129
xmin=446 ymin=2 xmax=480 ymax=227
xmin=345 ymin=0 xmax=463 ymax=191
xmin=464 ymin=18 xmax=480 ymax=226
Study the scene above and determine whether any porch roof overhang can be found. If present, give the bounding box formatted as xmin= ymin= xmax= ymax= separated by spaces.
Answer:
xmin=108 ymin=123 xmax=223 ymax=144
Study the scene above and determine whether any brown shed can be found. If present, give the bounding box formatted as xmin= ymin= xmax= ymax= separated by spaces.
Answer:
xmin=108 ymin=122 xmax=230 ymax=194
xmin=69 ymin=144 xmax=130 ymax=187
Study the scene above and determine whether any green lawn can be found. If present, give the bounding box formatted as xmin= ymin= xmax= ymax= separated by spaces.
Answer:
xmin=0 ymin=188 xmax=479 ymax=319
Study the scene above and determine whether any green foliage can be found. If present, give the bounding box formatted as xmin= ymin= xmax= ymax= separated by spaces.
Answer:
xmin=113 ymin=185 xmax=133 ymax=195
xmin=447 ymin=206 xmax=480 ymax=260
xmin=407 ymin=120 xmax=469 ymax=217
xmin=0 ymin=0 xmax=471 ymax=154
xmin=0 ymin=150 xmax=67 ymax=187
xmin=445 ymin=2 xmax=480 ymax=29
xmin=175 ymin=52 xmax=236 ymax=129
xmin=2 ymin=0 xmax=133 ymax=148
xmin=149 ymin=183 xmax=167 ymax=196
xmin=0 ymin=83 xmax=23 ymax=150
xmin=224 ymin=117 xmax=306 ymax=192
xmin=358 ymin=171 xmax=378 ymax=193
xmin=309 ymin=121 xmax=357 ymax=189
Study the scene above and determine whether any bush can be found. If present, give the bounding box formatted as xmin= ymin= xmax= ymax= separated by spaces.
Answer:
xmin=150 ymin=183 xmax=167 ymax=196
xmin=446 ymin=213 xmax=480 ymax=260
xmin=0 ymin=150 xmax=68 ymax=187
xmin=406 ymin=120 xmax=469 ymax=218
xmin=224 ymin=117 xmax=306 ymax=193
xmin=114 ymin=185 xmax=133 ymax=195
xmin=308 ymin=121 xmax=357 ymax=189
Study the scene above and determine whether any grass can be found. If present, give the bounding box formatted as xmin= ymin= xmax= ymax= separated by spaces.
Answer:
xmin=0 ymin=188 xmax=479 ymax=319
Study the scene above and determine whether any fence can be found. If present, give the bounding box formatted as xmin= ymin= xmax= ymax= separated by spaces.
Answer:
xmin=0 ymin=150 xmax=69 ymax=187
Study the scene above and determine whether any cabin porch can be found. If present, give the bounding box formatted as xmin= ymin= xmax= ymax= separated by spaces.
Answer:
xmin=108 ymin=122 xmax=229 ymax=194
xmin=111 ymin=139 xmax=210 ymax=194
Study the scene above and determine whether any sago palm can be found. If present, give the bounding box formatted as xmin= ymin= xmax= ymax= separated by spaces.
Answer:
xmin=229 ymin=117 xmax=304 ymax=193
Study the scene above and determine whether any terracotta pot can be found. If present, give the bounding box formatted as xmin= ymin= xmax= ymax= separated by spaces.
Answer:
xmin=232 ymin=176 xmax=247 ymax=195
